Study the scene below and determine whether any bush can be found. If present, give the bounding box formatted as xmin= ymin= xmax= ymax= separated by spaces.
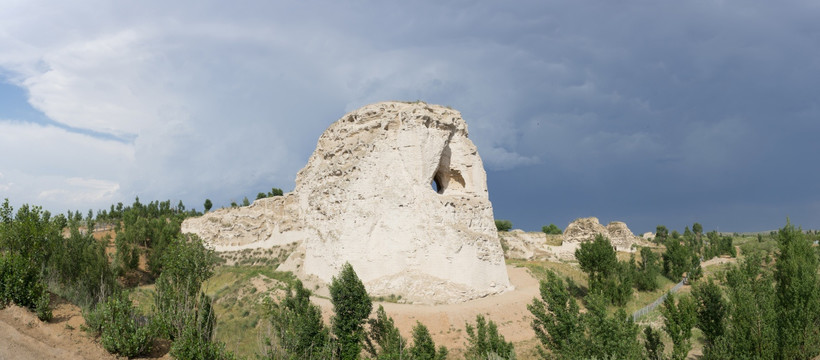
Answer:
xmin=85 ymin=292 xmax=153 ymax=358
xmin=0 ymin=252 xmax=51 ymax=320
xmin=542 ymin=224 xmax=562 ymax=235
xmin=495 ymin=220 xmax=512 ymax=232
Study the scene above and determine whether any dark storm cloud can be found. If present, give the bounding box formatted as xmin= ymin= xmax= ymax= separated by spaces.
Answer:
xmin=0 ymin=0 xmax=818 ymax=233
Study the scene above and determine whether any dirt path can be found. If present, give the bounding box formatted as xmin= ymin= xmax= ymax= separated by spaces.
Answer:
xmin=313 ymin=265 xmax=541 ymax=358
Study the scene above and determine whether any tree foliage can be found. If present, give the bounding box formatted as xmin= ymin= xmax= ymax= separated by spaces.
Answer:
xmin=542 ymin=224 xmax=562 ymax=235
xmin=661 ymin=292 xmax=697 ymax=360
xmin=464 ymin=314 xmax=515 ymax=359
xmin=365 ymin=305 xmax=407 ymax=360
xmin=495 ymin=219 xmax=512 ymax=232
xmin=265 ymin=279 xmax=330 ymax=359
xmin=330 ymin=262 xmax=373 ymax=360
xmin=528 ymin=269 xmax=641 ymax=359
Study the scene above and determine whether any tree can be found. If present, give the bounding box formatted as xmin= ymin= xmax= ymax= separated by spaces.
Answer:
xmin=265 ymin=280 xmax=330 ymax=359
xmin=692 ymin=280 xmax=726 ymax=353
xmin=204 ymin=199 xmax=213 ymax=213
xmin=268 ymin=187 xmax=284 ymax=197
xmin=409 ymin=322 xmax=447 ymax=360
xmin=692 ymin=223 xmax=703 ymax=237
xmin=643 ymin=326 xmax=664 ymax=360
xmin=774 ymin=221 xmax=820 ymax=359
xmin=242 ymin=197 xmax=250 ymax=207
xmin=528 ymin=270 xmax=584 ymax=359
xmin=495 ymin=220 xmax=512 ymax=232
xmin=330 ymin=263 xmax=372 ymax=360
xmin=365 ymin=305 xmax=406 ymax=360
xmin=464 ymin=314 xmax=515 ymax=359
xmin=661 ymin=292 xmax=696 ymax=360
xmin=528 ymin=269 xmax=641 ymax=359
xmin=575 ymin=234 xmax=617 ymax=294
xmin=256 ymin=192 xmax=267 ymax=200
xmin=655 ymin=225 xmax=669 ymax=243
xmin=542 ymin=224 xmax=562 ymax=235
xmin=584 ymin=293 xmax=642 ymax=360
xmin=635 ymin=247 xmax=660 ymax=291
xmin=719 ymin=252 xmax=778 ymax=359
xmin=662 ymin=238 xmax=691 ymax=281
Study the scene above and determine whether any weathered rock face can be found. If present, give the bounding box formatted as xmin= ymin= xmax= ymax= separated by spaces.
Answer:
xmin=563 ymin=217 xmax=638 ymax=252
xmin=182 ymin=101 xmax=511 ymax=303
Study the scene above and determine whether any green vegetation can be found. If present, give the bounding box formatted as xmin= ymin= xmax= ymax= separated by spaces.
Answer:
xmin=204 ymin=198 xmax=213 ymax=212
xmin=542 ymin=224 xmax=562 ymax=235
xmin=575 ymin=234 xmax=634 ymax=306
xmin=528 ymin=270 xmax=642 ymax=359
xmin=464 ymin=314 xmax=515 ymax=359
xmin=495 ymin=219 xmax=513 ymax=232
xmin=365 ymin=305 xmax=407 ymax=359
xmin=330 ymin=262 xmax=373 ymax=359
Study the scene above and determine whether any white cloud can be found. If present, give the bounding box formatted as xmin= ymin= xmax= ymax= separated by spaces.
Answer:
xmin=38 ymin=177 xmax=120 ymax=204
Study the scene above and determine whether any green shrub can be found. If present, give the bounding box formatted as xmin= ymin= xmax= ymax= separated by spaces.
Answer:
xmin=85 ymin=292 xmax=153 ymax=357
xmin=542 ymin=224 xmax=562 ymax=235
xmin=0 ymin=252 xmax=51 ymax=319
xmin=495 ymin=220 xmax=512 ymax=232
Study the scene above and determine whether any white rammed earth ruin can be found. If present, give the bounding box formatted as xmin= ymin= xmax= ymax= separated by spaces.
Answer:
xmin=182 ymin=101 xmax=512 ymax=303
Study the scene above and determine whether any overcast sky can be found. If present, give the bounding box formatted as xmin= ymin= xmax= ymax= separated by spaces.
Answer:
xmin=1 ymin=0 xmax=818 ymax=234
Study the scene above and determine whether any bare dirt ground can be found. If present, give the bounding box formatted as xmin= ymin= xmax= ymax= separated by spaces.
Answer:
xmin=313 ymin=265 xmax=542 ymax=358
xmin=0 ymin=295 xmax=117 ymax=360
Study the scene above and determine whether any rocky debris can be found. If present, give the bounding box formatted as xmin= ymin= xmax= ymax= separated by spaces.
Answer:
xmin=563 ymin=217 xmax=639 ymax=252
xmin=182 ymin=101 xmax=511 ymax=304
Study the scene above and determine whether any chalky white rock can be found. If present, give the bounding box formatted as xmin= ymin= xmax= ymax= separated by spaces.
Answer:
xmin=182 ymin=101 xmax=512 ymax=303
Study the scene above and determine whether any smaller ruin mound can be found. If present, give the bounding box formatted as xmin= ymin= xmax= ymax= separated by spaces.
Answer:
xmin=563 ymin=217 xmax=639 ymax=252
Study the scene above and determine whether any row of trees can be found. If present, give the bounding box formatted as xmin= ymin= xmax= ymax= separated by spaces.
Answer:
xmin=265 ymin=262 xmax=515 ymax=360
xmin=532 ymin=221 xmax=820 ymax=359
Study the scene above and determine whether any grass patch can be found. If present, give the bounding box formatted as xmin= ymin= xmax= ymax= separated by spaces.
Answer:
xmin=203 ymin=265 xmax=296 ymax=358
xmin=508 ymin=259 xmax=588 ymax=288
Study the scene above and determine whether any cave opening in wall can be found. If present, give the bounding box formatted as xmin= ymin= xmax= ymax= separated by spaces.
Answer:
xmin=432 ymin=172 xmax=444 ymax=194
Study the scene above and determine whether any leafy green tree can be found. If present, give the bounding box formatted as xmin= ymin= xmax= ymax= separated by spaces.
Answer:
xmin=0 ymin=252 xmax=51 ymax=320
xmin=692 ymin=223 xmax=703 ymax=237
xmin=692 ymin=280 xmax=726 ymax=350
xmin=330 ymin=262 xmax=373 ymax=360
xmin=575 ymin=234 xmax=618 ymax=293
xmin=584 ymin=293 xmax=642 ymax=360
xmin=242 ymin=196 xmax=250 ymax=206
xmin=635 ymin=247 xmax=660 ymax=291
xmin=365 ymin=305 xmax=406 ymax=360
xmin=464 ymin=314 xmax=515 ymax=359
xmin=662 ymin=238 xmax=691 ymax=281
xmin=643 ymin=326 xmax=664 ymax=360
xmin=268 ymin=187 xmax=284 ymax=197
xmin=528 ymin=269 xmax=641 ymax=360
xmin=409 ymin=322 xmax=447 ymax=360
xmin=257 ymin=192 xmax=268 ymax=200
xmin=153 ymin=234 xmax=218 ymax=340
xmin=495 ymin=219 xmax=512 ymax=232
xmin=661 ymin=292 xmax=696 ymax=360
xmin=265 ymin=279 xmax=330 ymax=359
xmin=542 ymin=224 xmax=562 ymax=235
xmin=655 ymin=225 xmax=669 ymax=243
xmin=774 ymin=221 xmax=820 ymax=359
xmin=576 ymin=234 xmax=634 ymax=305
xmin=718 ymin=252 xmax=778 ymax=359
xmin=204 ymin=199 xmax=213 ymax=213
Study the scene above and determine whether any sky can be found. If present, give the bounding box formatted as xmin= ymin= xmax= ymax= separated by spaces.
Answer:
xmin=1 ymin=0 xmax=819 ymax=234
